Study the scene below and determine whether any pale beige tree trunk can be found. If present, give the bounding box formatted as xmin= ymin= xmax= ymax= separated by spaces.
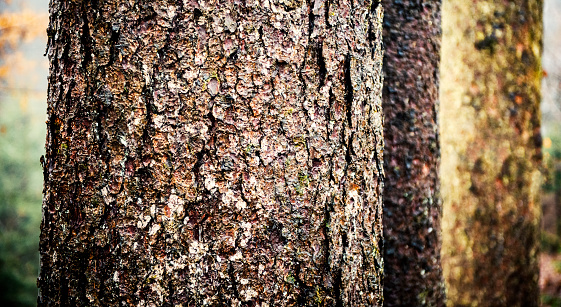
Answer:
xmin=38 ymin=0 xmax=385 ymax=305
xmin=441 ymin=0 xmax=543 ymax=305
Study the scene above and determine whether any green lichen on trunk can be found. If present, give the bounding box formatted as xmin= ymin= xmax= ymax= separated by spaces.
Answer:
xmin=381 ymin=0 xmax=446 ymax=306
xmin=441 ymin=0 xmax=543 ymax=305
xmin=38 ymin=0 xmax=385 ymax=306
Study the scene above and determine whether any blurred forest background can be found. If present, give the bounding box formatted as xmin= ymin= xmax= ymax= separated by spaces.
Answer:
xmin=0 ymin=0 xmax=47 ymax=305
xmin=540 ymin=0 xmax=561 ymax=305
xmin=1 ymin=0 xmax=561 ymax=306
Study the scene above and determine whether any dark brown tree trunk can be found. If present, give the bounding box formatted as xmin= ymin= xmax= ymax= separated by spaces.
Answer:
xmin=441 ymin=0 xmax=543 ymax=305
xmin=381 ymin=1 xmax=445 ymax=306
xmin=38 ymin=0 xmax=385 ymax=305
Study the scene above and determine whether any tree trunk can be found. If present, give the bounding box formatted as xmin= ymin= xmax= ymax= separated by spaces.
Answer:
xmin=38 ymin=0 xmax=385 ymax=305
xmin=440 ymin=0 xmax=543 ymax=305
xmin=381 ymin=1 xmax=445 ymax=306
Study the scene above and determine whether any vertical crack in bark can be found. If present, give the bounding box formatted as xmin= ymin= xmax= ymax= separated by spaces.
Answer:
xmin=317 ymin=41 xmax=327 ymax=89
xmin=338 ymin=52 xmax=353 ymax=303
xmin=167 ymin=270 xmax=176 ymax=305
xmin=297 ymin=59 xmax=309 ymax=95
xmin=140 ymin=83 xmax=154 ymax=157
xmin=106 ymin=25 xmax=120 ymax=67
xmin=294 ymin=262 xmax=314 ymax=304
xmin=333 ymin=267 xmax=343 ymax=307
xmin=324 ymin=0 xmax=331 ymax=29
xmin=307 ymin=0 xmax=315 ymax=38
xmin=47 ymin=114 xmax=60 ymax=175
xmin=238 ymin=174 xmax=252 ymax=209
xmin=373 ymin=133 xmax=384 ymax=178
xmin=322 ymin=198 xmax=334 ymax=275
xmin=79 ymin=2 xmax=92 ymax=71
xmin=344 ymin=53 xmax=355 ymax=167
xmin=258 ymin=26 xmax=264 ymax=45
xmin=366 ymin=2 xmax=379 ymax=57
xmin=345 ymin=132 xmax=354 ymax=164
xmin=228 ymin=262 xmax=240 ymax=300
xmin=359 ymin=245 xmax=370 ymax=292
xmin=326 ymin=88 xmax=334 ymax=141
xmin=77 ymin=254 xmax=92 ymax=304
xmin=63 ymin=80 xmax=76 ymax=149
xmin=206 ymin=104 xmax=218 ymax=153
xmin=348 ymin=0 xmax=355 ymax=11
xmin=193 ymin=147 xmax=208 ymax=196
xmin=371 ymin=0 xmax=381 ymax=14
xmin=193 ymin=8 xmax=203 ymax=20
xmin=344 ymin=53 xmax=353 ymax=130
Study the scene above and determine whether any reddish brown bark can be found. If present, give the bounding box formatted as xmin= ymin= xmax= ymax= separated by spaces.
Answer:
xmin=38 ymin=0 xmax=385 ymax=305
xmin=381 ymin=1 xmax=445 ymax=306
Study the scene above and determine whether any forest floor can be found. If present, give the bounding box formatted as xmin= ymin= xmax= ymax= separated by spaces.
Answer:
xmin=541 ymin=253 xmax=561 ymax=307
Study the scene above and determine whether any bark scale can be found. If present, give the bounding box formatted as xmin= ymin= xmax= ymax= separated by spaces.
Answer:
xmin=441 ymin=0 xmax=543 ymax=305
xmin=381 ymin=1 xmax=445 ymax=306
xmin=38 ymin=0 xmax=385 ymax=306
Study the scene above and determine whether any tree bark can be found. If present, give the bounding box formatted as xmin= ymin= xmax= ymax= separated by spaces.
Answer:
xmin=441 ymin=0 xmax=543 ymax=305
xmin=38 ymin=0 xmax=385 ymax=306
xmin=381 ymin=1 xmax=445 ymax=306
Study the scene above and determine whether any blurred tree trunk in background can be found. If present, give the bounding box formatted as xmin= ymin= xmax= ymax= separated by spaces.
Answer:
xmin=381 ymin=0 xmax=445 ymax=306
xmin=441 ymin=0 xmax=543 ymax=305
xmin=38 ymin=0 xmax=385 ymax=305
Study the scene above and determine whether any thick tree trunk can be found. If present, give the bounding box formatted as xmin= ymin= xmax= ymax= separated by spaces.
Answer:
xmin=441 ymin=0 xmax=543 ymax=305
xmin=38 ymin=0 xmax=385 ymax=306
xmin=381 ymin=1 xmax=445 ymax=306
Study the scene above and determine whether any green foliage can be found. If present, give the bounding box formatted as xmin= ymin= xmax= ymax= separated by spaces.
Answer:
xmin=555 ymin=260 xmax=561 ymax=274
xmin=542 ymin=294 xmax=561 ymax=307
xmin=0 ymin=96 xmax=44 ymax=306
xmin=541 ymin=231 xmax=561 ymax=254
xmin=543 ymin=123 xmax=561 ymax=193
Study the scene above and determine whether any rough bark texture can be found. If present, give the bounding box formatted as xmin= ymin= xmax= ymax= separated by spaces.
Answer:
xmin=38 ymin=0 xmax=385 ymax=306
xmin=381 ymin=1 xmax=445 ymax=306
xmin=441 ymin=0 xmax=543 ymax=305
